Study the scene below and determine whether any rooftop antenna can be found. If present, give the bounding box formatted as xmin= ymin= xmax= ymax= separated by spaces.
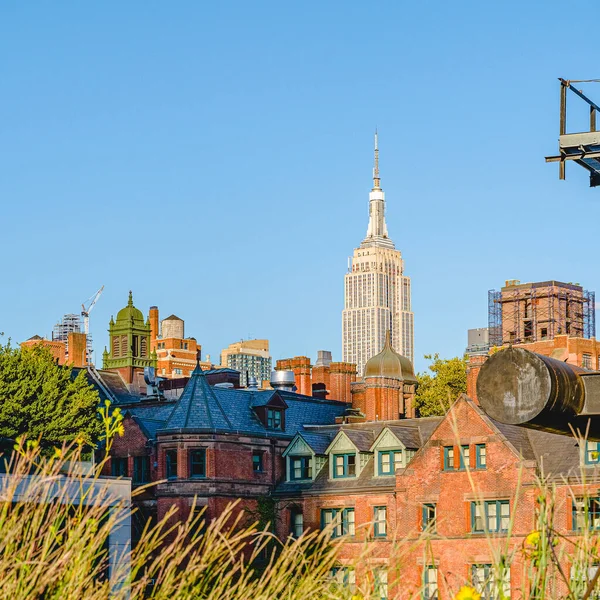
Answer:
xmin=373 ymin=129 xmax=381 ymax=190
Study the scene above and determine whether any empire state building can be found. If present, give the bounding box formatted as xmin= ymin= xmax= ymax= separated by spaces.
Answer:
xmin=342 ymin=133 xmax=414 ymax=376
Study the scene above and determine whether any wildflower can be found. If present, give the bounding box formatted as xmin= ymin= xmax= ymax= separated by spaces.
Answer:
xmin=526 ymin=530 xmax=540 ymax=547
xmin=53 ymin=447 xmax=62 ymax=460
xmin=455 ymin=586 xmax=481 ymax=600
xmin=75 ymin=435 xmax=86 ymax=447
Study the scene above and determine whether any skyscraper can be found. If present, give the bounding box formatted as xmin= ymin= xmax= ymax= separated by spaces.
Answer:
xmin=342 ymin=133 xmax=414 ymax=377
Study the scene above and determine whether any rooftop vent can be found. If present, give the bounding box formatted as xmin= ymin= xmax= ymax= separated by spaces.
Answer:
xmin=270 ymin=370 xmax=295 ymax=392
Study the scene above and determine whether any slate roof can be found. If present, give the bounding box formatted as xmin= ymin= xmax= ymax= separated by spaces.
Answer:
xmin=386 ymin=425 xmax=422 ymax=449
xmin=118 ymin=367 xmax=349 ymax=438
xmin=340 ymin=429 xmax=375 ymax=452
xmin=165 ymin=368 xmax=234 ymax=430
xmin=73 ymin=367 xmax=140 ymax=404
xmin=297 ymin=431 xmax=335 ymax=455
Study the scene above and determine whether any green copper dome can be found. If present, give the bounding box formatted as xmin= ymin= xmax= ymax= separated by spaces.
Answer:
xmin=115 ymin=291 xmax=145 ymax=324
xmin=364 ymin=330 xmax=417 ymax=383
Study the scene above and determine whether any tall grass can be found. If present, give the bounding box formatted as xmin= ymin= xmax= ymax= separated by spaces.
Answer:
xmin=1 ymin=410 xmax=600 ymax=599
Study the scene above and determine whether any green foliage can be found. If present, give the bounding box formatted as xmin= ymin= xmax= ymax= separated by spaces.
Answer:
xmin=414 ymin=353 xmax=468 ymax=417
xmin=0 ymin=343 xmax=102 ymax=446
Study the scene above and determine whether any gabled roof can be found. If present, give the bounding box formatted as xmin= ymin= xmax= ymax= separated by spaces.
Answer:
xmin=299 ymin=431 xmax=335 ymax=455
xmin=369 ymin=425 xmax=422 ymax=451
xmin=453 ymin=395 xmax=583 ymax=478
xmin=248 ymin=390 xmax=288 ymax=409
xmin=325 ymin=429 xmax=375 ymax=454
xmin=163 ymin=314 xmax=182 ymax=321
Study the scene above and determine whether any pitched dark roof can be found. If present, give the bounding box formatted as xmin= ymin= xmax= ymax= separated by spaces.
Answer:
xmin=163 ymin=314 xmax=182 ymax=321
xmin=386 ymin=425 xmax=422 ymax=449
xmin=340 ymin=429 xmax=375 ymax=452
xmin=155 ymin=368 xmax=347 ymax=437
xmin=298 ymin=431 xmax=335 ymax=455
xmin=165 ymin=368 xmax=234 ymax=430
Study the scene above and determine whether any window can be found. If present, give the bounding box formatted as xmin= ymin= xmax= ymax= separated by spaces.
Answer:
xmin=471 ymin=501 xmax=510 ymax=533
xmin=321 ymin=508 xmax=355 ymax=538
xmin=174 ymin=368 xmax=183 ymax=375
xmin=333 ymin=453 xmax=356 ymax=478
xmin=459 ymin=445 xmax=470 ymax=470
xmin=252 ymin=451 xmax=264 ymax=473
xmin=133 ymin=456 xmax=150 ymax=484
xmin=585 ymin=441 xmax=600 ymax=465
xmin=476 ymin=444 xmax=487 ymax=469
xmin=190 ymin=449 xmax=207 ymax=478
xmin=541 ymin=327 xmax=548 ymax=339
xmin=290 ymin=456 xmax=312 ymax=480
xmin=190 ymin=507 xmax=207 ymax=538
xmin=374 ymin=568 xmax=388 ymax=600
xmin=378 ymin=450 xmax=403 ymax=476
xmin=443 ymin=446 xmax=454 ymax=471
xmin=422 ymin=503 xmax=436 ymax=532
xmin=471 ymin=564 xmax=511 ymax=600
xmin=267 ymin=408 xmax=282 ymax=430
xmin=330 ymin=567 xmax=356 ymax=592
xmin=183 ymin=342 xmax=188 ymax=350
xmin=573 ymin=497 xmax=600 ymax=531
xmin=373 ymin=506 xmax=387 ymax=537
xmin=165 ymin=450 xmax=178 ymax=480
xmin=571 ymin=564 xmax=600 ymax=600
xmin=111 ymin=457 xmax=127 ymax=477
xmin=423 ymin=566 xmax=438 ymax=600
xmin=583 ymin=353 xmax=593 ymax=369
xmin=290 ymin=510 xmax=303 ymax=538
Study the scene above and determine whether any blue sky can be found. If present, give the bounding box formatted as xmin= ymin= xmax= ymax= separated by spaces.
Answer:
xmin=1 ymin=1 xmax=599 ymax=373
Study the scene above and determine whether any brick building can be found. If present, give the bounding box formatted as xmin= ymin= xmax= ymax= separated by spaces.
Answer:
xmin=21 ymin=332 xmax=88 ymax=367
xmin=93 ymin=318 xmax=597 ymax=599
xmin=149 ymin=306 xmax=208 ymax=378
xmin=468 ymin=279 xmax=600 ymax=403
xmin=275 ymin=352 xmax=358 ymax=403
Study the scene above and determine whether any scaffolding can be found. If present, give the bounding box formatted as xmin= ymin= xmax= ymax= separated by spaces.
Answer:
xmin=488 ymin=281 xmax=596 ymax=346
xmin=52 ymin=314 xmax=94 ymax=363
xmin=488 ymin=290 xmax=502 ymax=347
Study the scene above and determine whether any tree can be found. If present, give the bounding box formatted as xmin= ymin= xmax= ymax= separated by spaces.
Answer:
xmin=414 ymin=353 xmax=468 ymax=417
xmin=0 ymin=343 xmax=102 ymax=446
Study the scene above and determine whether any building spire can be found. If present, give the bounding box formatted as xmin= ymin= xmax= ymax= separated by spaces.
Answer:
xmin=362 ymin=130 xmax=393 ymax=248
xmin=373 ymin=129 xmax=380 ymax=190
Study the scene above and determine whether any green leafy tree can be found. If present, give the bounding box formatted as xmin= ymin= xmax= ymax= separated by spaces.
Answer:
xmin=0 ymin=342 xmax=102 ymax=446
xmin=415 ymin=353 xmax=468 ymax=417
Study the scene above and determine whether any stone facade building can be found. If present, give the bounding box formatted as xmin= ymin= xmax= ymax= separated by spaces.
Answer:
xmin=221 ymin=339 xmax=272 ymax=387
xmin=342 ymin=133 xmax=414 ymax=375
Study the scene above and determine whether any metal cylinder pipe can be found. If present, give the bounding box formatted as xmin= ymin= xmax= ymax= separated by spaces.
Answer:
xmin=476 ymin=347 xmax=600 ymax=437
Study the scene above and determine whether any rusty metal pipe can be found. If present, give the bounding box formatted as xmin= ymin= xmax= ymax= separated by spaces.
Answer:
xmin=477 ymin=347 xmax=600 ymax=439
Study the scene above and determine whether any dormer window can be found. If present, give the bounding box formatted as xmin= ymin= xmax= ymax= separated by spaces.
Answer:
xmin=378 ymin=450 xmax=403 ymax=476
xmin=290 ymin=456 xmax=312 ymax=480
xmin=267 ymin=408 xmax=283 ymax=430
xmin=333 ymin=453 xmax=356 ymax=478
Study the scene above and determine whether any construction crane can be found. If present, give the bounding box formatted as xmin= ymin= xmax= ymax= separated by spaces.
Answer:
xmin=81 ymin=286 xmax=104 ymax=335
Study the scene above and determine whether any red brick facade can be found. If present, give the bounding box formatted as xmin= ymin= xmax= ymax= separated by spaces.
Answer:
xmin=275 ymin=356 xmax=357 ymax=403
